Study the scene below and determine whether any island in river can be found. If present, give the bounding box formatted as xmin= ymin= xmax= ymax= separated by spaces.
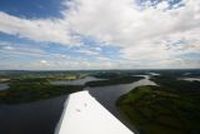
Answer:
xmin=0 ymin=69 xmax=200 ymax=134
xmin=117 ymin=74 xmax=200 ymax=134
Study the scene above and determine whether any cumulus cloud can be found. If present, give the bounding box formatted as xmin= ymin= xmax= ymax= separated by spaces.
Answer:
xmin=0 ymin=12 xmax=79 ymax=45
xmin=75 ymin=49 xmax=100 ymax=56
xmin=0 ymin=41 xmax=46 ymax=57
xmin=0 ymin=0 xmax=199 ymax=69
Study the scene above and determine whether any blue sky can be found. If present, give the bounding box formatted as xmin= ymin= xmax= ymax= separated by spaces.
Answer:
xmin=0 ymin=0 xmax=64 ymax=18
xmin=0 ymin=0 xmax=199 ymax=70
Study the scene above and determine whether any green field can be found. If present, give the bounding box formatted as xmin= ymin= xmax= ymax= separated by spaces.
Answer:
xmin=117 ymin=84 xmax=200 ymax=134
xmin=0 ymin=71 xmax=142 ymax=104
xmin=0 ymin=77 xmax=83 ymax=104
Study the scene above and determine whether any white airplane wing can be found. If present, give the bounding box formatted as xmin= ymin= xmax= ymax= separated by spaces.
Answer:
xmin=55 ymin=91 xmax=134 ymax=134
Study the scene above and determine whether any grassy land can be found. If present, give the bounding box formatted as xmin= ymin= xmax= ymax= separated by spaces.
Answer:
xmin=151 ymin=75 xmax=200 ymax=93
xmin=0 ymin=77 xmax=83 ymax=104
xmin=117 ymin=85 xmax=200 ymax=134
xmin=0 ymin=74 xmax=142 ymax=104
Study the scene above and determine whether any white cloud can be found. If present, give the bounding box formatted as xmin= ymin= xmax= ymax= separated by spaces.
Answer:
xmin=0 ymin=41 xmax=47 ymax=57
xmin=64 ymin=0 xmax=199 ymax=68
xmin=40 ymin=60 xmax=48 ymax=64
xmin=75 ymin=49 xmax=100 ymax=56
xmin=0 ymin=0 xmax=199 ymax=69
xmin=0 ymin=12 xmax=79 ymax=46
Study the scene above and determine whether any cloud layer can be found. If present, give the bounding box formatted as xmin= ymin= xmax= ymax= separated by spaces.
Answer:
xmin=0 ymin=0 xmax=199 ymax=69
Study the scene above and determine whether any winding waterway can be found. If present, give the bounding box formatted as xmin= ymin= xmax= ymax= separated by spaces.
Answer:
xmin=86 ymin=75 xmax=156 ymax=132
xmin=0 ymin=75 xmax=156 ymax=134
xmin=87 ymin=75 xmax=156 ymax=116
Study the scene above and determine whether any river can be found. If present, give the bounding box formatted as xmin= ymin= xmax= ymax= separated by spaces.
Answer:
xmin=179 ymin=77 xmax=200 ymax=82
xmin=0 ymin=95 xmax=66 ymax=134
xmin=86 ymin=75 xmax=156 ymax=132
xmin=87 ymin=75 xmax=156 ymax=116
xmin=0 ymin=75 xmax=156 ymax=134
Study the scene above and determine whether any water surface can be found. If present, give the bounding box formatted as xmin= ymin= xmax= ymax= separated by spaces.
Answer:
xmin=86 ymin=75 xmax=156 ymax=132
xmin=0 ymin=83 xmax=9 ymax=91
xmin=0 ymin=95 xmax=67 ymax=134
xmin=87 ymin=76 xmax=156 ymax=116
xmin=0 ymin=75 xmax=156 ymax=134
xmin=180 ymin=77 xmax=200 ymax=82
xmin=51 ymin=76 xmax=106 ymax=86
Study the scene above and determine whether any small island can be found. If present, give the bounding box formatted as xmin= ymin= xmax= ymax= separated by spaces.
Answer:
xmin=0 ymin=76 xmax=84 ymax=104
xmin=116 ymin=77 xmax=200 ymax=134
xmin=0 ymin=71 xmax=143 ymax=104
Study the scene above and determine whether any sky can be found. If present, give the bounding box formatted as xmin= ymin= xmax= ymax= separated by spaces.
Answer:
xmin=0 ymin=0 xmax=199 ymax=70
